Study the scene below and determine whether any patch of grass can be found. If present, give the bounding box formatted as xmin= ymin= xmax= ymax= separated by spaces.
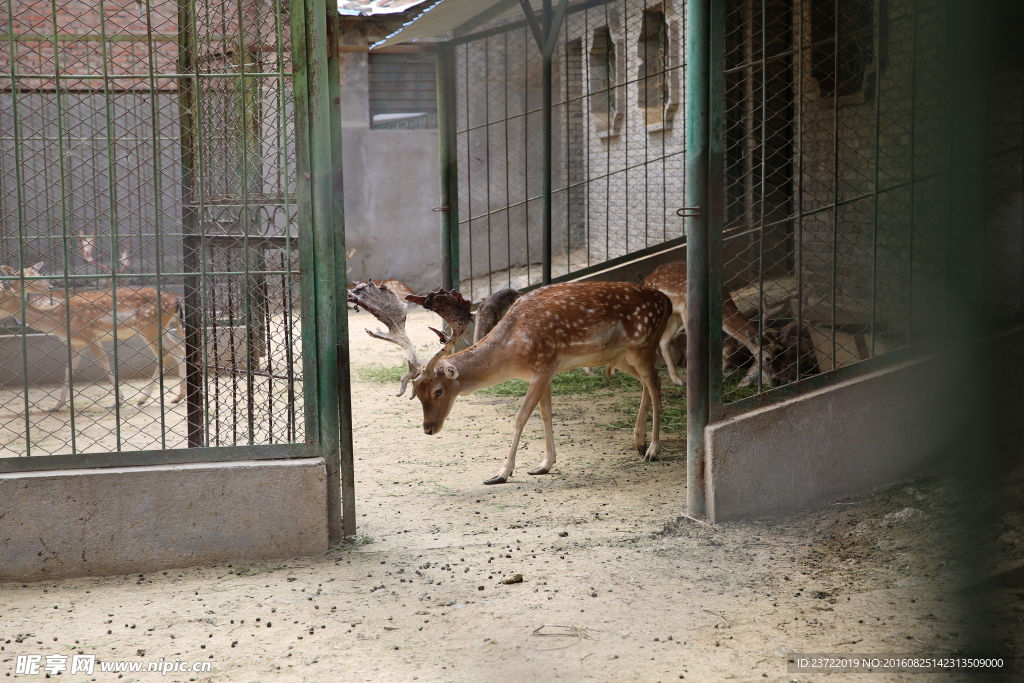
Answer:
xmin=478 ymin=367 xmax=642 ymax=397
xmin=355 ymin=363 xmax=406 ymax=384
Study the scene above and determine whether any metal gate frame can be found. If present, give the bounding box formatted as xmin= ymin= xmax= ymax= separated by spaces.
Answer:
xmin=0 ymin=0 xmax=354 ymax=541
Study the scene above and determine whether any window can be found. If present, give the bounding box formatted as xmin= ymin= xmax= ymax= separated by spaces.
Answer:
xmin=636 ymin=8 xmax=676 ymax=130
xmin=589 ymin=27 xmax=622 ymax=136
xmin=809 ymin=0 xmax=875 ymax=100
xmin=368 ymin=52 xmax=437 ymax=129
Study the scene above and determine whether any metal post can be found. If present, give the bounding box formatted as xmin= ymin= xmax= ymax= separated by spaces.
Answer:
xmin=326 ymin=0 xmax=355 ymax=540
xmin=436 ymin=43 xmax=459 ymax=291
xmin=685 ymin=0 xmax=710 ymax=520
xmin=178 ymin=0 xmax=205 ymax=448
xmin=541 ymin=0 xmax=553 ymax=285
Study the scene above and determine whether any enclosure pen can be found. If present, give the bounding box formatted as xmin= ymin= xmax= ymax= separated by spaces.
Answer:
xmin=0 ymin=0 xmax=354 ymax=538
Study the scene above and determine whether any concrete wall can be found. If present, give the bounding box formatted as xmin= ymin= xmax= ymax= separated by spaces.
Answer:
xmin=338 ymin=25 xmax=442 ymax=294
xmin=0 ymin=458 xmax=328 ymax=582
xmin=703 ymin=355 xmax=959 ymax=523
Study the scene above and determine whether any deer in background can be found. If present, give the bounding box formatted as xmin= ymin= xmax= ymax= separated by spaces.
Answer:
xmin=0 ymin=262 xmax=186 ymax=411
xmin=644 ymin=260 xmax=778 ymax=387
xmin=349 ymin=279 xmax=672 ymax=485
xmin=472 ymin=288 xmax=522 ymax=344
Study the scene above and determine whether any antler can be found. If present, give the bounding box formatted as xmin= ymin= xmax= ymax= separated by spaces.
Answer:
xmin=78 ymin=233 xmax=134 ymax=276
xmin=347 ymin=279 xmax=422 ymax=397
xmin=406 ymin=288 xmax=473 ymax=381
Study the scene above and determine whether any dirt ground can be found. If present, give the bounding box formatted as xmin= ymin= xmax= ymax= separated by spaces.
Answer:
xmin=1 ymin=307 xmax=1022 ymax=682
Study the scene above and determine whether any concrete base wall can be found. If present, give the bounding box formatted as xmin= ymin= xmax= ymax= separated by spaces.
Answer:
xmin=0 ymin=458 xmax=328 ymax=582
xmin=704 ymin=357 xmax=958 ymax=523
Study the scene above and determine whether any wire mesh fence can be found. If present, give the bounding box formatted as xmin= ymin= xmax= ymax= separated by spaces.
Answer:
xmin=0 ymin=0 xmax=302 ymax=458
xmin=716 ymin=0 xmax=1023 ymax=405
xmin=452 ymin=0 xmax=687 ymax=303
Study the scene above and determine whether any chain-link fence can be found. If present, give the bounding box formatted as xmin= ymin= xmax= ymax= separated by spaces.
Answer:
xmin=715 ymin=0 xmax=1023 ymax=405
xmin=451 ymin=0 xmax=687 ymax=303
xmin=0 ymin=0 xmax=303 ymax=458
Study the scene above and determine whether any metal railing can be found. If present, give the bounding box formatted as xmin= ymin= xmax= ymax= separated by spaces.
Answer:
xmin=441 ymin=0 xmax=688 ymax=303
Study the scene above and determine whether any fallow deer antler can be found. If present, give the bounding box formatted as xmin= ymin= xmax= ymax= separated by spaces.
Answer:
xmin=406 ymin=288 xmax=473 ymax=382
xmin=347 ymin=279 xmax=423 ymax=397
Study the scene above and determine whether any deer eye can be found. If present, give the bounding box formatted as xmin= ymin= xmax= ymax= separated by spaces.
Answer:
xmin=434 ymin=388 xmax=443 ymax=398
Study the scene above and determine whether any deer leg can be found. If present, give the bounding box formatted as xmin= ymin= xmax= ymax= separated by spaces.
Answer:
xmin=528 ymin=383 xmax=556 ymax=475
xmin=88 ymin=342 xmax=120 ymax=407
xmin=659 ymin=313 xmax=685 ymax=386
xmin=484 ymin=380 xmax=547 ymax=485
xmin=136 ymin=335 xmax=163 ymax=406
xmin=166 ymin=333 xmax=187 ymax=404
xmin=47 ymin=344 xmax=88 ymax=412
xmin=621 ymin=353 xmax=662 ymax=461
xmin=723 ymin=298 xmax=771 ymax=387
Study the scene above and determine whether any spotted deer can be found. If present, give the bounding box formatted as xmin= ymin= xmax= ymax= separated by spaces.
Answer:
xmin=643 ymin=260 xmax=777 ymax=387
xmin=349 ymin=279 xmax=673 ymax=485
xmin=0 ymin=264 xmax=186 ymax=411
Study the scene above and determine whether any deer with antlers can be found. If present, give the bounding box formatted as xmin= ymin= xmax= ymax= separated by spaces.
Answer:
xmin=349 ymin=279 xmax=672 ymax=485
xmin=643 ymin=260 xmax=778 ymax=387
xmin=0 ymin=262 xmax=186 ymax=411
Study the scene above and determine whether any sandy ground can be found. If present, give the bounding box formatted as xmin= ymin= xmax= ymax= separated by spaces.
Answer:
xmin=1 ymin=307 xmax=1021 ymax=682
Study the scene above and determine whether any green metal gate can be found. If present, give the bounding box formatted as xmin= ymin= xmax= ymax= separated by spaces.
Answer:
xmin=684 ymin=0 xmax=1021 ymax=516
xmin=0 ymin=0 xmax=352 ymax=538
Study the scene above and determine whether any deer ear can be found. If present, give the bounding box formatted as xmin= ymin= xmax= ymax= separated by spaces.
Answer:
xmin=0 ymin=266 xmax=14 ymax=275
xmin=444 ymin=365 xmax=459 ymax=380
xmin=31 ymin=262 xmax=44 ymax=272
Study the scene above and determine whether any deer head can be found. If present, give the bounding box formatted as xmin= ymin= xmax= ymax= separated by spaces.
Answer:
xmin=0 ymin=263 xmax=52 ymax=296
xmin=347 ymin=280 xmax=473 ymax=415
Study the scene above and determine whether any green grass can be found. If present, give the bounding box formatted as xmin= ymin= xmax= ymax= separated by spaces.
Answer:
xmin=477 ymin=367 xmax=643 ymax=397
xmin=355 ymin=363 xmax=407 ymax=384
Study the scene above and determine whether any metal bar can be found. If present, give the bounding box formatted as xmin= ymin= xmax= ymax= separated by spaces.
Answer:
xmin=707 ymin=0 xmax=725 ymax=417
xmin=327 ymin=0 xmax=354 ymax=540
xmin=436 ymin=43 xmax=458 ymax=290
xmin=452 ymin=0 xmax=519 ymax=38
xmin=290 ymin=0 xmax=322 ymax=451
xmin=541 ymin=43 xmax=552 ymax=286
xmin=830 ymin=0 xmax=839 ymax=372
xmin=0 ymin=444 xmax=318 ymax=474
xmin=869 ymin=0 xmax=883 ymax=357
xmin=795 ymin=0 xmax=805 ymax=380
xmin=178 ymin=0 xmax=205 ymax=447
xmin=685 ymin=0 xmax=710 ymax=520
xmin=46 ymin=0 xmax=79 ymax=453
xmin=141 ymin=0 xmax=168 ymax=447
xmin=96 ymin=0 xmax=125 ymax=445
xmin=4 ymin=4 xmax=33 ymax=456
xmin=516 ymin=0 xmax=545 ymax=52
xmin=306 ymin=0 xmax=342 ymax=542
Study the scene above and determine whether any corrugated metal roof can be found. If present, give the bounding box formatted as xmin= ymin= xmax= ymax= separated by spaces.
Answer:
xmin=371 ymin=0 xmax=525 ymax=47
xmin=338 ymin=0 xmax=434 ymax=18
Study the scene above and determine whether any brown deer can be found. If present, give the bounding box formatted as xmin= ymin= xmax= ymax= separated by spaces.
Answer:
xmin=349 ymin=279 xmax=673 ymax=485
xmin=472 ymin=288 xmax=522 ymax=344
xmin=0 ymin=263 xmax=186 ymax=411
xmin=643 ymin=260 xmax=778 ymax=387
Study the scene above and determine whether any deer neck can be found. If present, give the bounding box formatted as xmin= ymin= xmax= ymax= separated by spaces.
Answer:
xmin=444 ymin=337 xmax=527 ymax=394
xmin=0 ymin=291 xmax=70 ymax=335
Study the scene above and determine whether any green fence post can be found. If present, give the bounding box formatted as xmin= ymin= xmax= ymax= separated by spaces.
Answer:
xmin=437 ymin=43 xmax=460 ymax=291
xmin=326 ymin=0 xmax=356 ymax=540
xmin=685 ymin=0 xmax=710 ymax=520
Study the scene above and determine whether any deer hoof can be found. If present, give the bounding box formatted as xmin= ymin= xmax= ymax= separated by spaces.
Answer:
xmin=671 ymin=376 xmax=685 ymax=387
xmin=643 ymin=451 xmax=660 ymax=463
xmin=527 ymin=466 xmax=550 ymax=475
xmin=483 ymin=475 xmax=508 ymax=485
xmin=45 ymin=404 xmax=64 ymax=413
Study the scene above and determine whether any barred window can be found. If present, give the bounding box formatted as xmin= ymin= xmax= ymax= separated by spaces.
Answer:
xmin=368 ymin=52 xmax=438 ymax=130
xmin=589 ymin=26 xmax=622 ymax=136
xmin=637 ymin=9 xmax=668 ymax=114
